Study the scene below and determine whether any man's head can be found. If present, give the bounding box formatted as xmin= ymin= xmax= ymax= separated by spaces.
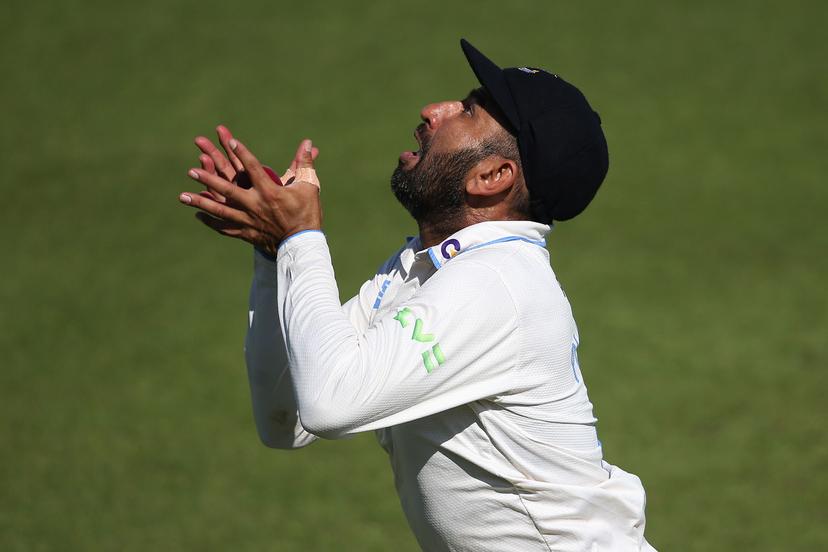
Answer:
xmin=390 ymin=40 xmax=609 ymax=236
xmin=391 ymin=87 xmax=529 ymax=238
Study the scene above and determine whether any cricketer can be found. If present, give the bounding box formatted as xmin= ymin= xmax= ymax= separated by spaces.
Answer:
xmin=178 ymin=39 xmax=656 ymax=551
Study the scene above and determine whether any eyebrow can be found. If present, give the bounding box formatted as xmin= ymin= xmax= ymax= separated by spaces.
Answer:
xmin=464 ymin=87 xmax=489 ymax=107
xmin=465 ymin=86 xmax=514 ymax=130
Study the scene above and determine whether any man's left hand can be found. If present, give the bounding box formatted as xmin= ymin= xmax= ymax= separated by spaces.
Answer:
xmin=179 ymin=136 xmax=322 ymax=257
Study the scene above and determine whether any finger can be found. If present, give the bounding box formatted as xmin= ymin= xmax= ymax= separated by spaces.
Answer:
xmin=199 ymin=154 xmax=216 ymax=174
xmin=195 ymin=136 xmax=236 ymax=181
xmin=198 ymin=190 xmax=225 ymax=203
xmin=288 ymin=142 xmax=319 ymax=172
xmin=185 ymin=167 xmax=257 ymax=211
xmin=195 ymin=211 xmax=246 ymax=238
xmin=293 ymin=139 xmax=320 ymax=189
xmin=227 ymin=138 xmax=271 ymax=191
xmin=296 ymin=139 xmax=314 ymax=169
xmin=217 ymin=125 xmax=245 ymax=173
xmin=179 ymin=189 xmax=253 ymax=226
xmin=187 ymin=168 xmax=252 ymax=208
xmin=283 ymin=145 xmax=318 ymax=184
xmin=198 ymin=155 xmax=228 ymax=202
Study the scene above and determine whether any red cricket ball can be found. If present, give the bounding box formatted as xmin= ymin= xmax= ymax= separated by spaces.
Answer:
xmin=234 ymin=165 xmax=282 ymax=189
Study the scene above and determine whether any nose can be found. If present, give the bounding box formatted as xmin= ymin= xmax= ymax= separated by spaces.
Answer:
xmin=420 ymin=101 xmax=464 ymax=130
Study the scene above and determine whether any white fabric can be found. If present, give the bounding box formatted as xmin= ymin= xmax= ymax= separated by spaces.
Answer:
xmin=246 ymin=221 xmax=656 ymax=551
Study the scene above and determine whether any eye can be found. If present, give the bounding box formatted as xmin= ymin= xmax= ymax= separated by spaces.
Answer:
xmin=462 ymin=100 xmax=474 ymax=117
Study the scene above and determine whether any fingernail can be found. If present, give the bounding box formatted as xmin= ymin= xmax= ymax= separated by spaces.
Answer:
xmin=179 ymin=193 xmax=192 ymax=204
xmin=303 ymin=140 xmax=312 ymax=153
xmin=188 ymin=169 xmax=199 ymax=179
xmin=230 ymin=139 xmax=238 ymax=150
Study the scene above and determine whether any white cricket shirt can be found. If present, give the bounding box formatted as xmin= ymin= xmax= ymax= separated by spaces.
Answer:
xmin=245 ymin=220 xmax=656 ymax=551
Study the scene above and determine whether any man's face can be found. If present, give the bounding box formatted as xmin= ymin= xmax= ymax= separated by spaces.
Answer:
xmin=391 ymin=88 xmax=509 ymax=225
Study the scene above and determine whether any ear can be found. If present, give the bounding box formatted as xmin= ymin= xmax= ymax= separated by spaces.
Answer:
xmin=465 ymin=156 xmax=518 ymax=198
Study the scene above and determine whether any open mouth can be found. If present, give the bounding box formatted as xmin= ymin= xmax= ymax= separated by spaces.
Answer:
xmin=399 ymin=126 xmax=427 ymax=168
xmin=399 ymin=149 xmax=420 ymax=165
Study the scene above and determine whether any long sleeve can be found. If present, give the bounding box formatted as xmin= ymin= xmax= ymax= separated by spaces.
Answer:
xmin=245 ymin=243 xmax=379 ymax=448
xmin=245 ymin=249 xmax=318 ymax=448
xmin=277 ymin=232 xmax=526 ymax=439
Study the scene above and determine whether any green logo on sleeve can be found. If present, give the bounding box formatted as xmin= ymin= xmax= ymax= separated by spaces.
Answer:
xmin=394 ymin=307 xmax=445 ymax=373
xmin=421 ymin=344 xmax=445 ymax=373
xmin=412 ymin=319 xmax=434 ymax=342
xmin=393 ymin=307 xmax=414 ymax=328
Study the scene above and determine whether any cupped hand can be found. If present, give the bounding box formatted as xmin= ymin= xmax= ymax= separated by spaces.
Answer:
xmin=180 ymin=133 xmax=322 ymax=257
xmin=193 ymin=125 xmax=319 ymax=198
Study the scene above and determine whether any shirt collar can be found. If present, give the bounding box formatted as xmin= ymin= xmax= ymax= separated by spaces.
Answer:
xmin=411 ymin=220 xmax=552 ymax=270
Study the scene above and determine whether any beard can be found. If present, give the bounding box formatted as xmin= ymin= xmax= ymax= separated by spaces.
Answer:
xmin=390 ymin=146 xmax=487 ymax=231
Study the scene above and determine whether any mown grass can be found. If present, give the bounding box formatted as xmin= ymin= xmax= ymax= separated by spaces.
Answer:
xmin=1 ymin=1 xmax=825 ymax=550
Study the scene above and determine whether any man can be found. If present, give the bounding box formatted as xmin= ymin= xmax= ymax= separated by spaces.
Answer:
xmin=178 ymin=39 xmax=656 ymax=551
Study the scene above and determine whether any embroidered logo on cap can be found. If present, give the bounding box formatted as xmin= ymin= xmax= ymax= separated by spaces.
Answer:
xmin=518 ymin=67 xmax=558 ymax=78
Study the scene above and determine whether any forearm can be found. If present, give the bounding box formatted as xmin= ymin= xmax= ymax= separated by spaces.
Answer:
xmin=246 ymin=249 xmax=317 ymax=448
xmin=276 ymin=234 xmax=361 ymax=436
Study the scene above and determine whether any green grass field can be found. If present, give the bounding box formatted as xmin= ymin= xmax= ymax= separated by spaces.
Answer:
xmin=2 ymin=1 xmax=826 ymax=550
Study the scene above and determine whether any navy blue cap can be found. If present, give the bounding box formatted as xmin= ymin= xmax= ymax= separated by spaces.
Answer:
xmin=461 ymin=39 xmax=609 ymax=222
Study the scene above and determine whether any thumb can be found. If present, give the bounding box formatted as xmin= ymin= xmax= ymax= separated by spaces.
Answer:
xmin=293 ymin=138 xmax=320 ymax=190
xmin=297 ymin=139 xmax=314 ymax=169
xmin=287 ymin=141 xmax=319 ymax=173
